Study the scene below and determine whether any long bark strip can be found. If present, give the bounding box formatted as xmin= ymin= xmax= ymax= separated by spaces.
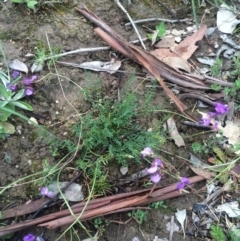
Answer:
xmin=0 ymin=176 xmax=205 ymax=236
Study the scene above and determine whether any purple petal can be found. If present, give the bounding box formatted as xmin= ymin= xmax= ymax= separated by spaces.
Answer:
xmin=31 ymin=75 xmax=38 ymax=81
xmin=181 ymin=177 xmax=190 ymax=185
xmin=23 ymin=77 xmax=33 ymax=86
xmin=199 ymin=118 xmax=210 ymax=126
xmin=153 ymin=158 xmax=163 ymax=167
xmin=177 ymin=177 xmax=190 ymax=190
xmin=46 ymin=191 xmax=54 ymax=198
xmin=12 ymin=70 xmax=20 ymax=79
xmin=6 ymin=83 xmax=17 ymax=91
xmin=150 ymin=173 xmax=161 ymax=183
xmin=25 ymin=87 xmax=34 ymax=96
xmin=214 ymin=102 xmax=228 ymax=114
xmin=40 ymin=187 xmax=49 ymax=196
xmin=208 ymin=112 xmax=217 ymax=118
xmin=212 ymin=122 xmax=219 ymax=130
xmin=141 ymin=147 xmax=153 ymax=157
xmin=23 ymin=234 xmax=35 ymax=241
xmin=177 ymin=182 xmax=185 ymax=190
xmin=147 ymin=166 xmax=158 ymax=174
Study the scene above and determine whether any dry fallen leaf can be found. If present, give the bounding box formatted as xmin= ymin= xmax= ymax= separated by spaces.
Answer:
xmin=164 ymin=117 xmax=185 ymax=147
xmin=162 ymin=57 xmax=191 ymax=73
xmin=218 ymin=120 xmax=240 ymax=145
xmin=217 ymin=4 xmax=240 ymax=34
xmin=189 ymin=165 xmax=216 ymax=179
xmin=151 ymin=25 xmax=207 ymax=61
xmin=9 ymin=59 xmax=28 ymax=74
xmin=155 ymin=35 xmax=176 ymax=48
xmin=79 ymin=59 xmax=121 ymax=74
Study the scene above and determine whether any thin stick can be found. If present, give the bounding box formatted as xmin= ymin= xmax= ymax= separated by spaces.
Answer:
xmin=125 ymin=17 xmax=191 ymax=26
xmin=43 ymin=38 xmax=148 ymax=60
xmin=114 ymin=0 xmax=146 ymax=49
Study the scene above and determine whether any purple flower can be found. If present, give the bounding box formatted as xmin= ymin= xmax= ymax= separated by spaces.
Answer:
xmin=147 ymin=158 xmax=163 ymax=183
xmin=208 ymin=112 xmax=217 ymax=118
xmin=150 ymin=172 xmax=161 ymax=183
xmin=214 ymin=102 xmax=228 ymax=114
xmin=177 ymin=177 xmax=190 ymax=190
xmin=6 ymin=83 xmax=17 ymax=91
xmin=212 ymin=122 xmax=219 ymax=130
xmin=40 ymin=187 xmax=54 ymax=198
xmin=46 ymin=191 xmax=54 ymax=198
xmin=23 ymin=234 xmax=35 ymax=241
xmin=199 ymin=117 xmax=210 ymax=126
xmin=40 ymin=187 xmax=49 ymax=196
xmin=25 ymin=87 xmax=34 ymax=96
xmin=12 ymin=70 xmax=20 ymax=79
xmin=141 ymin=147 xmax=154 ymax=157
xmin=23 ymin=77 xmax=33 ymax=86
xmin=31 ymin=75 xmax=38 ymax=81
xmin=23 ymin=75 xmax=38 ymax=86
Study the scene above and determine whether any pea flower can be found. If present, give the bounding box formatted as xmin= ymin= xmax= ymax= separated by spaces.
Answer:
xmin=40 ymin=187 xmax=53 ymax=198
xmin=214 ymin=102 xmax=228 ymax=114
xmin=199 ymin=117 xmax=210 ymax=126
xmin=25 ymin=86 xmax=34 ymax=96
xmin=147 ymin=158 xmax=163 ymax=183
xmin=12 ymin=70 xmax=20 ymax=79
xmin=177 ymin=177 xmax=190 ymax=190
xmin=23 ymin=234 xmax=35 ymax=241
xmin=23 ymin=75 xmax=38 ymax=86
xmin=6 ymin=83 xmax=17 ymax=91
xmin=141 ymin=147 xmax=154 ymax=158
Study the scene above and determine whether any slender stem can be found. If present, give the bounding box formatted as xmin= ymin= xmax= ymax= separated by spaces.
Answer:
xmin=114 ymin=0 xmax=146 ymax=49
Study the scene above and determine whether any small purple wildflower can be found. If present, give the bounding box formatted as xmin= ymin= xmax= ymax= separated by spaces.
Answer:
xmin=23 ymin=77 xmax=33 ymax=86
xmin=40 ymin=187 xmax=48 ymax=196
xmin=214 ymin=102 xmax=228 ymax=114
xmin=199 ymin=117 xmax=211 ymax=126
xmin=12 ymin=70 xmax=20 ymax=79
xmin=25 ymin=86 xmax=34 ymax=96
xmin=212 ymin=122 xmax=219 ymax=130
xmin=208 ymin=112 xmax=217 ymax=118
xmin=23 ymin=234 xmax=35 ymax=241
xmin=141 ymin=147 xmax=154 ymax=158
xmin=40 ymin=187 xmax=53 ymax=198
xmin=177 ymin=177 xmax=190 ymax=190
xmin=147 ymin=158 xmax=163 ymax=183
xmin=150 ymin=172 xmax=161 ymax=183
xmin=23 ymin=75 xmax=38 ymax=86
xmin=31 ymin=75 xmax=38 ymax=81
xmin=6 ymin=83 xmax=17 ymax=91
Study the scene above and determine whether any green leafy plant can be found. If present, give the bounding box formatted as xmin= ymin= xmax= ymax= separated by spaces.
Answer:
xmin=210 ymin=58 xmax=222 ymax=77
xmin=0 ymin=72 xmax=33 ymax=135
xmin=11 ymin=0 xmax=38 ymax=10
xmin=192 ymin=134 xmax=224 ymax=155
xmin=211 ymin=83 xmax=223 ymax=92
xmin=224 ymin=79 xmax=240 ymax=101
xmin=192 ymin=141 xmax=209 ymax=154
xmin=128 ymin=209 xmax=148 ymax=225
xmin=210 ymin=225 xmax=226 ymax=241
xmin=150 ymin=200 xmax=167 ymax=209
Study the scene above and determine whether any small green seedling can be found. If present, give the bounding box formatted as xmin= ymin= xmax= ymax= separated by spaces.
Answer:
xmin=128 ymin=209 xmax=148 ymax=225
xmin=148 ymin=22 xmax=166 ymax=45
xmin=210 ymin=58 xmax=222 ymax=77
xmin=210 ymin=225 xmax=226 ymax=241
xmin=150 ymin=200 xmax=167 ymax=209
xmin=11 ymin=0 xmax=38 ymax=10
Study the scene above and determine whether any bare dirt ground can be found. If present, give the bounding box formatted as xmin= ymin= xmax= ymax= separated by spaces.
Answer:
xmin=0 ymin=0 xmax=232 ymax=240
